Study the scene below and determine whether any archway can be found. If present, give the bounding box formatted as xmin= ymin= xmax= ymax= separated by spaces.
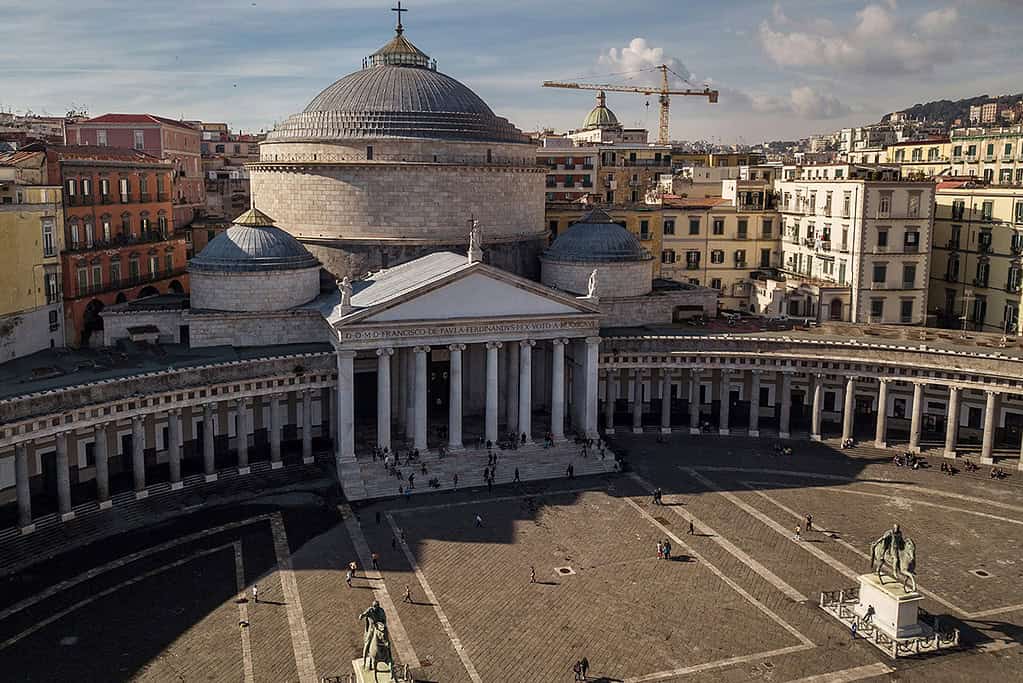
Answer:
xmin=829 ymin=300 xmax=843 ymax=321
xmin=138 ymin=285 xmax=159 ymax=299
xmin=168 ymin=279 xmax=184 ymax=294
xmin=115 ymin=292 xmax=127 ymax=304
xmin=81 ymin=299 xmax=105 ymax=346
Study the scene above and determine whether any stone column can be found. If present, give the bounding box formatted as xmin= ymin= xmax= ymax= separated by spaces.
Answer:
xmin=506 ymin=342 xmax=520 ymax=433
xmin=376 ymin=348 xmax=393 ymax=455
xmin=749 ymin=370 xmax=762 ymax=437
xmin=944 ymin=386 xmax=960 ymax=459
xmin=981 ymin=390 xmax=999 ymax=464
xmin=584 ymin=337 xmax=601 ymax=438
xmin=302 ymin=388 xmax=314 ymax=464
xmin=448 ymin=343 xmax=465 ymax=449
xmin=337 ymin=350 xmax=357 ymax=463
xmin=778 ymin=372 xmax=792 ymax=439
xmin=551 ymin=339 xmax=567 ymax=441
xmin=235 ymin=400 xmax=250 ymax=474
xmin=908 ymin=382 xmax=924 ymax=454
xmin=94 ymin=423 xmax=111 ymax=509
xmin=689 ymin=369 xmax=701 ymax=434
xmin=203 ymin=402 xmax=217 ymax=481
xmin=168 ymin=409 xmax=183 ymax=488
xmin=131 ymin=415 xmax=147 ymax=497
xmin=810 ymin=374 xmax=824 ymax=441
xmin=14 ymin=442 xmax=32 ymax=531
xmin=269 ymin=393 xmax=283 ymax=468
xmin=660 ymin=369 xmax=672 ymax=434
xmin=413 ymin=346 xmax=429 ymax=451
xmin=604 ymin=370 xmax=616 ymax=435
xmin=485 ymin=342 xmax=501 ymax=445
xmin=718 ymin=370 xmax=731 ymax=436
xmin=842 ymin=376 xmax=857 ymax=444
xmin=518 ymin=340 xmax=535 ymax=442
xmin=404 ymin=349 xmax=415 ymax=439
xmin=632 ymin=370 xmax=644 ymax=434
xmin=54 ymin=432 xmax=74 ymax=520
xmin=874 ymin=379 xmax=889 ymax=448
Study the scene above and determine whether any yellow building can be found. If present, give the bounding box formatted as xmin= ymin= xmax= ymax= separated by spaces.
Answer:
xmin=546 ymin=203 xmax=665 ymax=277
xmin=0 ymin=157 xmax=65 ymax=360
xmin=885 ymin=138 xmax=952 ymax=179
xmin=929 ymin=182 xmax=1023 ymax=334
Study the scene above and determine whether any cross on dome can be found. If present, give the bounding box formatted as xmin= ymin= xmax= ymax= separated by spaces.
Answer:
xmin=392 ymin=1 xmax=408 ymax=35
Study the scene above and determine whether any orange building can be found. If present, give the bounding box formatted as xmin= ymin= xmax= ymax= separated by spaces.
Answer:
xmin=31 ymin=144 xmax=189 ymax=346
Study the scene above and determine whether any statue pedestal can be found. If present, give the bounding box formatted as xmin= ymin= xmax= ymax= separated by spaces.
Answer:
xmin=352 ymin=658 xmax=398 ymax=683
xmin=854 ymin=573 xmax=927 ymax=639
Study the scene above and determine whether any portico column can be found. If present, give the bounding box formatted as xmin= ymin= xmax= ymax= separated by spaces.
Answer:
xmin=168 ymin=409 xmax=183 ymax=488
xmin=404 ymin=349 xmax=415 ymax=439
xmin=94 ymin=423 xmax=111 ymax=509
xmin=448 ymin=343 xmax=465 ymax=449
xmin=810 ymin=374 xmax=824 ymax=441
xmin=778 ymin=372 xmax=792 ymax=439
xmin=632 ymin=370 xmax=644 ymax=434
xmin=235 ymin=400 xmax=250 ymax=474
xmin=302 ymin=388 xmax=314 ymax=464
xmin=689 ymin=369 xmax=701 ymax=434
xmin=485 ymin=342 xmax=501 ymax=445
xmin=719 ymin=370 xmax=731 ymax=436
xmin=604 ymin=370 xmax=616 ymax=434
xmin=269 ymin=393 xmax=283 ymax=468
xmin=908 ymin=382 xmax=924 ymax=454
xmin=131 ymin=414 xmax=147 ymax=497
xmin=203 ymin=402 xmax=217 ymax=481
xmin=506 ymin=342 xmax=520 ymax=433
xmin=518 ymin=340 xmax=535 ymax=442
xmin=944 ymin=386 xmax=960 ymax=459
xmin=15 ymin=442 xmax=32 ymax=531
xmin=551 ymin=339 xmax=567 ymax=441
xmin=413 ymin=346 xmax=429 ymax=451
xmin=749 ymin=370 xmax=762 ymax=437
xmin=842 ymin=376 xmax=857 ymax=444
xmin=337 ymin=350 xmax=357 ymax=462
xmin=55 ymin=432 xmax=73 ymax=520
xmin=376 ymin=348 xmax=393 ymax=454
xmin=874 ymin=379 xmax=889 ymax=448
xmin=584 ymin=336 xmax=600 ymax=438
xmin=981 ymin=390 xmax=999 ymax=464
xmin=660 ymin=369 xmax=672 ymax=434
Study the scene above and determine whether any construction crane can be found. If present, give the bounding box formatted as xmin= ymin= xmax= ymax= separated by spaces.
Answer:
xmin=543 ymin=64 xmax=718 ymax=145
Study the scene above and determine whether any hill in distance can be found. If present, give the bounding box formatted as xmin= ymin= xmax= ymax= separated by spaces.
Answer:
xmin=882 ymin=93 xmax=1023 ymax=125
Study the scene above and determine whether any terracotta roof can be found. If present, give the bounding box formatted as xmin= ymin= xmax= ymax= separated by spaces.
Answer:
xmin=0 ymin=150 xmax=44 ymax=166
xmin=79 ymin=114 xmax=198 ymax=131
xmin=50 ymin=144 xmax=166 ymax=164
xmin=936 ymin=180 xmax=972 ymax=190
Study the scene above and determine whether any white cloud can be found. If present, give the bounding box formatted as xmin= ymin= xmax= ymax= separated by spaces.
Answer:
xmin=759 ymin=2 xmax=960 ymax=74
xmin=596 ymin=38 xmax=693 ymax=87
xmin=745 ymin=86 xmax=850 ymax=120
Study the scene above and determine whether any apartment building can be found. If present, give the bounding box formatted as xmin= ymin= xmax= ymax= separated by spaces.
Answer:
xmin=949 ymin=126 xmax=1023 ymax=185
xmin=929 ymin=181 xmax=1023 ymax=334
xmin=199 ymin=122 xmax=264 ymax=218
xmin=0 ymin=151 xmax=65 ymax=359
xmin=885 ymin=138 xmax=952 ymax=179
xmin=538 ymin=138 xmax=597 ymax=203
xmin=773 ymin=165 xmax=934 ymax=325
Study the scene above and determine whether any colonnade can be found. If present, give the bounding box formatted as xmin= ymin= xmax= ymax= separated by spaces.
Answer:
xmin=602 ymin=366 xmax=1023 ymax=467
xmin=9 ymin=388 xmax=325 ymax=533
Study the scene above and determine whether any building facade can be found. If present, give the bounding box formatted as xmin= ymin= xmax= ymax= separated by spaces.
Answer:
xmin=199 ymin=123 xmax=264 ymax=219
xmin=949 ymin=126 xmax=1023 ymax=185
xmin=538 ymin=140 xmax=596 ymax=204
xmin=68 ymin=114 xmax=205 ymax=229
xmin=929 ymin=182 xmax=1023 ymax=334
xmin=885 ymin=138 xmax=952 ymax=179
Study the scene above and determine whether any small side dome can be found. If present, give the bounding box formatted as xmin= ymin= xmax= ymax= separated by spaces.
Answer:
xmin=582 ymin=91 xmax=620 ymax=129
xmin=544 ymin=208 xmax=651 ymax=263
xmin=190 ymin=208 xmax=320 ymax=273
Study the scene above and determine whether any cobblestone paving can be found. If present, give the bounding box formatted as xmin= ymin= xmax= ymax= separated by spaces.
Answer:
xmin=1 ymin=438 xmax=1023 ymax=681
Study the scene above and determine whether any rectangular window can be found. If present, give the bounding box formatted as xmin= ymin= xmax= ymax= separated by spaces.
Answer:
xmin=761 ymin=218 xmax=772 ymax=238
xmin=685 ymin=250 xmax=700 ymax=266
xmin=165 ymin=253 xmax=174 ymax=273
xmin=904 ymin=230 xmax=919 ymax=250
xmin=712 ymin=218 xmax=725 ymax=235
xmin=77 ymin=268 xmax=88 ymax=293
xmin=119 ymin=178 xmax=130 ymax=203
xmin=42 ymin=218 xmax=55 ymax=257
xmin=663 ymin=218 xmax=675 ymax=235
xmin=149 ymin=255 xmax=159 ymax=276
xmin=110 ymin=261 xmax=121 ymax=287
xmin=133 ymin=130 xmax=144 ymax=149
xmin=96 ymin=129 xmax=107 ymax=146
xmin=689 ymin=218 xmax=700 ymax=235
xmin=760 ymin=248 xmax=771 ymax=267
xmin=870 ymin=299 xmax=884 ymax=320
xmin=982 ymin=200 xmax=994 ymax=220
xmin=734 ymin=249 xmax=746 ymax=264
xmin=711 ymin=278 xmax=722 ymax=290
xmin=736 ymin=218 xmax=748 ymax=239
xmin=639 ymin=219 xmax=650 ymax=238
xmin=65 ymin=178 xmax=76 ymax=197
xmin=842 ymin=192 xmax=851 ymax=218
xmin=907 ymin=192 xmax=921 ymax=217
xmin=366 ymin=145 xmax=373 ymax=160
xmin=900 ymin=300 xmax=913 ymax=323
xmin=951 ymin=199 xmax=965 ymax=220
xmin=877 ymin=229 xmax=888 ymax=248
xmin=661 ymin=249 xmax=676 ymax=264
xmin=878 ymin=191 xmax=892 ymax=217
xmin=91 ymin=264 xmax=102 ymax=288
xmin=872 ymin=263 xmax=887 ymax=284
xmin=902 ymin=263 xmax=916 ymax=288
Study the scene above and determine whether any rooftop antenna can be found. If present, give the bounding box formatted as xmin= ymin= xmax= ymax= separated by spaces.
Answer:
xmin=392 ymin=1 xmax=407 ymax=34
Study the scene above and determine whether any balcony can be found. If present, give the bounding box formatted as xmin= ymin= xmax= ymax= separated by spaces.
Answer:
xmin=979 ymin=241 xmax=993 ymax=254
xmin=820 ymin=240 xmax=832 ymax=252
xmin=735 ymin=260 xmax=747 ymax=268
xmin=65 ymin=230 xmax=175 ymax=254
xmin=581 ymin=164 xmax=594 ymax=170
xmin=623 ymin=159 xmax=670 ymax=168
xmin=686 ymin=263 xmax=700 ymax=270
xmin=973 ymin=278 xmax=989 ymax=288
xmin=944 ymin=272 xmax=958 ymax=282
xmin=69 ymin=267 xmax=186 ymax=299
xmin=903 ymin=242 xmax=919 ymax=252
xmin=564 ymin=164 xmax=576 ymax=170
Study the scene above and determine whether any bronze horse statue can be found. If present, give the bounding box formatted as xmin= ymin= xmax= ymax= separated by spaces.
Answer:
xmin=363 ymin=621 xmax=397 ymax=682
xmin=870 ymin=524 xmax=917 ymax=592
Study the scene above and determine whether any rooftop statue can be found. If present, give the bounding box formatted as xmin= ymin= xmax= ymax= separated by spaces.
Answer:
xmin=337 ymin=276 xmax=353 ymax=309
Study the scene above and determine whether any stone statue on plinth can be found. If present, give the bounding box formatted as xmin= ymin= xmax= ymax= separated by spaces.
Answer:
xmin=870 ymin=523 xmax=917 ymax=592
xmin=337 ymin=276 xmax=353 ymax=311
xmin=468 ymin=218 xmax=483 ymax=264
xmin=358 ymin=600 xmax=396 ymax=680
xmin=585 ymin=268 xmax=598 ymax=301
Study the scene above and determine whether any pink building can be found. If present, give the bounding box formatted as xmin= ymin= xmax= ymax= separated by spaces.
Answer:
xmin=68 ymin=114 xmax=205 ymax=229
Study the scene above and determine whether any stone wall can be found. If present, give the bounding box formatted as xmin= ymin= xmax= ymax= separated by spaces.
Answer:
xmin=540 ymin=258 xmax=652 ymax=298
xmin=258 ymin=139 xmax=535 ymax=166
xmin=600 ymin=290 xmax=717 ymax=327
xmin=0 ymin=303 xmax=64 ymax=363
xmin=187 ymin=311 xmax=331 ymax=349
xmin=104 ymin=310 xmax=185 ymax=346
xmin=190 ymin=267 xmax=321 ymax=312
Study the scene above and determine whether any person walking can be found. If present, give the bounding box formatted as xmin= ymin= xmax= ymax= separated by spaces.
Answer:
xmin=580 ymin=656 xmax=589 ymax=680
xmin=251 ymin=583 xmax=259 ymax=604
xmin=566 ymin=463 xmax=574 ymax=479
xmin=346 ymin=567 xmax=354 ymax=587
xmin=793 ymin=524 xmax=802 ymax=541
xmin=371 ymin=552 xmax=380 ymax=571
xmin=573 ymin=660 xmax=583 ymax=681
xmin=408 ymin=472 xmax=415 ymax=490
xmin=805 ymin=513 xmax=813 ymax=532
xmin=474 ymin=513 xmax=484 ymax=527
xmin=514 ymin=467 xmax=520 ymax=483
xmin=402 ymin=584 xmax=413 ymax=604
xmin=688 ymin=519 xmax=695 ymax=535
xmin=663 ymin=539 xmax=671 ymax=560
xmin=453 ymin=472 xmax=459 ymax=490
xmin=487 ymin=476 xmax=493 ymax=493
xmin=530 ymin=566 xmax=536 ymax=584
xmin=656 ymin=541 xmax=663 ymax=559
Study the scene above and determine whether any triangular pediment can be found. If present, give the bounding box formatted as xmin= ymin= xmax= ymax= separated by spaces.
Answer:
xmin=362 ymin=271 xmax=586 ymax=323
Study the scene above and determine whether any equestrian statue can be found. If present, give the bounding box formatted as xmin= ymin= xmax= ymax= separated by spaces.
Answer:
xmin=869 ymin=523 xmax=917 ymax=592
xmin=359 ymin=600 xmax=397 ymax=681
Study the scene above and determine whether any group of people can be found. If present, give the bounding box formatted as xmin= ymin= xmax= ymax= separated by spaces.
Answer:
xmin=656 ymin=539 xmax=673 ymax=560
xmin=572 ymin=657 xmax=590 ymax=680
xmin=773 ymin=443 xmax=793 ymax=456
xmin=892 ymin=452 xmax=924 ymax=469
xmin=939 ymin=461 xmax=957 ymax=476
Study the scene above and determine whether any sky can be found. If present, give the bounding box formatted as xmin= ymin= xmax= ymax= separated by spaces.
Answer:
xmin=2 ymin=0 xmax=1023 ymax=144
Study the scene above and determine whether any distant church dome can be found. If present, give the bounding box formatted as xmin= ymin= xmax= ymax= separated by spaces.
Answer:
xmin=544 ymin=208 xmax=651 ymax=263
xmin=268 ymin=24 xmax=527 ymax=144
xmin=582 ymin=91 xmax=620 ymax=129
xmin=189 ymin=208 xmax=322 ymax=312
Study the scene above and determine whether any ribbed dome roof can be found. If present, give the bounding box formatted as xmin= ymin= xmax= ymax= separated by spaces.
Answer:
xmin=189 ymin=208 xmax=320 ymax=273
xmin=266 ymin=29 xmax=528 ymax=144
xmin=583 ymin=91 xmax=620 ymax=129
xmin=544 ymin=208 xmax=652 ymax=263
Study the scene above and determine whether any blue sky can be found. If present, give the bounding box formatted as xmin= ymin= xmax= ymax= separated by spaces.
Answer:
xmin=3 ymin=0 xmax=1022 ymax=142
